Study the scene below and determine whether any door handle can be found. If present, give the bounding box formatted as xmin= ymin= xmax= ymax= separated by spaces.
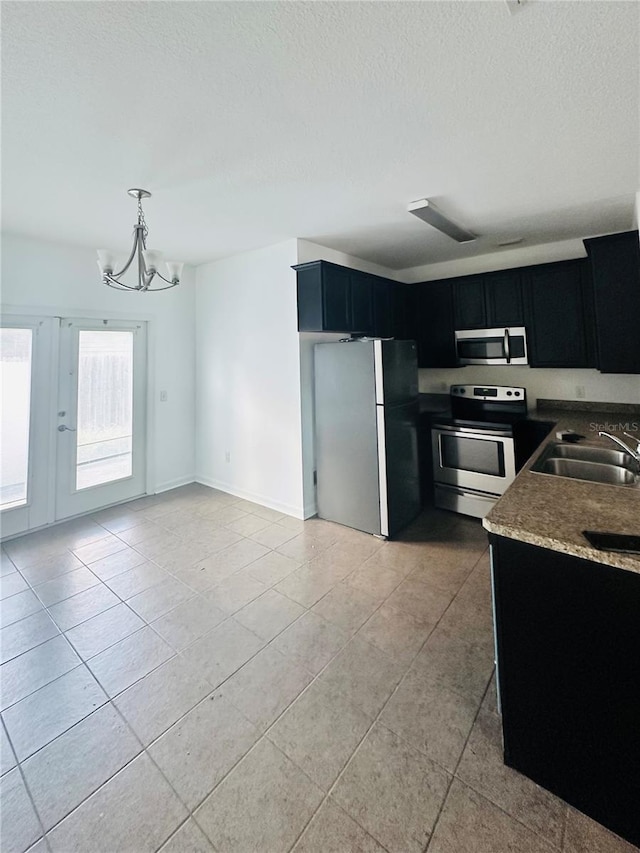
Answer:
xmin=503 ymin=328 xmax=511 ymax=364
xmin=57 ymin=424 xmax=76 ymax=432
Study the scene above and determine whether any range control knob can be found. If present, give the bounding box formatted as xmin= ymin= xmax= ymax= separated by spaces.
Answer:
xmin=460 ymin=388 xmax=466 ymax=394
xmin=514 ymin=390 xmax=521 ymax=397
xmin=506 ymin=391 xmax=512 ymax=396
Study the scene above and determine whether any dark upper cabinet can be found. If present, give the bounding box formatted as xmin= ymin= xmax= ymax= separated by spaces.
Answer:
xmin=524 ymin=259 xmax=596 ymax=368
xmin=585 ymin=231 xmax=640 ymax=374
xmin=453 ymin=276 xmax=486 ymax=328
xmin=485 ymin=270 xmax=524 ymax=326
xmin=350 ymin=271 xmax=374 ymax=334
xmin=372 ymin=277 xmax=394 ymax=338
xmin=416 ymin=281 xmax=458 ymax=367
xmin=454 ymin=271 xmax=524 ymax=329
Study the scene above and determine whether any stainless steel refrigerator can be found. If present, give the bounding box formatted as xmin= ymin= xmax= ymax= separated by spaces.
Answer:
xmin=314 ymin=339 xmax=421 ymax=538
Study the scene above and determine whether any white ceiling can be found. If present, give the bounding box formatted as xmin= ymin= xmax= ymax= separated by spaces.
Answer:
xmin=2 ymin=1 xmax=638 ymax=271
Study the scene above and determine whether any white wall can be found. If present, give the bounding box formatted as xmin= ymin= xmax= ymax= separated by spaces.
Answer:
xmin=1 ymin=232 xmax=196 ymax=493
xmin=195 ymin=240 xmax=306 ymax=517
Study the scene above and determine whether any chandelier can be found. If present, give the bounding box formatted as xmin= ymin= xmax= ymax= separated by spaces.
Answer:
xmin=97 ymin=189 xmax=183 ymax=292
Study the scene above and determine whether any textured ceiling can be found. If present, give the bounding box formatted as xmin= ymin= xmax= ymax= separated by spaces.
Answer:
xmin=2 ymin=1 xmax=638 ymax=270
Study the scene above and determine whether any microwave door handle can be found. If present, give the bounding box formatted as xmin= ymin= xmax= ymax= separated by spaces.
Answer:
xmin=503 ymin=328 xmax=511 ymax=364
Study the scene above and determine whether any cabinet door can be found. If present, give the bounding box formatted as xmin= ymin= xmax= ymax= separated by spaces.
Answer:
xmin=453 ymin=276 xmax=486 ymax=329
xmin=525 ymin=261 xmax=593 ymax=367
xmin=322 ymin=265 xmax=352 ymax=332
xmin=485 ymin=271 xmax=524 ymax=326
xmin=586 ymin=231 xmax=640 ymax=374
xmin=372 ymin=278 xmax=394 ymax=338
xmin=416 ymin=281 xmax=458 ymax=367
xmin=350 ymin=271 xmax=374 ymax=334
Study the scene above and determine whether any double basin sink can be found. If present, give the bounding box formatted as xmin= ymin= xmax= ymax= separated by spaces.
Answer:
xmin=531 ymin=442 xmax=639 ymax=487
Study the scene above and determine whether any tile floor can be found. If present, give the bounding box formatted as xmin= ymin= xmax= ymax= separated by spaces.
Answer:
xmin=0 ymin=484 xmax=637 ymax=853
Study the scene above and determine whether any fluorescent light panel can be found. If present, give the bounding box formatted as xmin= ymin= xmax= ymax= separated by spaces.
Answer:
xmin=408 ymin=199 xmax=476 ymax=243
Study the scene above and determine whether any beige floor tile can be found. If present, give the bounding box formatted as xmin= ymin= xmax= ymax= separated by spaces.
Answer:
xmin=0 ymin=767 xmax=43 ymax=853
xmin=21 ymin=703 xmax=141 ymax=831
xmin=271 ymin=610 xmax=350 ymax=674
xmin=408 ymin=548 xmax=477 ymax=596
xmin=305 ymin=543 xmax=366 ymax=580
xmin=72 ymin=535 xmax=127 ymax=565
xmin=275 ymin=562 xmax=342 ymax=608
xmin=86 ymin=625 xmax=174 ymax=697
xmin=159 ymin=819 xmax=216 ymax=853
xmin=1 ymin=722 xmax=17 ymax=776
xmin=0 ymin=589 xmax=44 ymax=627
xmin=208 ymin=505 xmax=249 ymax=526
xmin=90 ymin=509 xmax=143 ymax=534
xmin=427 ymin=779 xmax=556 ymax=853
xmin=226 ymin=514 xmax=271 ymax=536
xmin=293 ymin=799 xmax=386 ymax=852
xmin=151 ymin=595 xmax=227 ymax=651
xmin=0 ymin=572 xmax=29 ymax=600
xmin=564 ymin=806 xmax=639 ymax=853
xmin=19 ymin=552 xmax=84 ymax=586
xmin=374 ymin=539 xmax=438 ymax=573
xmin=315 ymin=636 xmax=405 ymax=719
xmin=246 ymin=551 xmax=301 ymax=585
xmin=346 ymin=559 xmax=406 ymax=601
xmin=0 ymin=633 xmax=79 ymax=711
xmin=0 ymin=609 xmax=59 ymax=664
xmin=250 ymin=505 xmax=287 ymax=523
xmin=412 ymin=626 xmax=495 ymax=703
xmin=33 ymin=567 xmax=100 ymax=607
xmin=116 ymin=520 xmax=166 ymax=546
xmin=436 ymin=593 xmax=495 ymax=650
xmin=204 ymin=571 xmax=268 ymax=615
xmin=114 ymin=655 xmax=211 ymax=745
xmin=386 ymin=576 xmax=454 ymax=622
xmin=268 ymin=679 xmax=371 ymax=790
xmin=220 ymin=645 xmax=312 ymax=731
xmin=64 ymin=603 xmax=144 ymax=659
xmin=47 ymin=752 xmax=188 ymax=853
xmin=48 ymin=583 xmax=121 ymax=632
xmin=195 ymin=738 xmax=323 ymax=853
xmin=3 ymin=664 xmax=107 ymax=760
xmin=0 ymin=549 xmax=16 ymax=576
xmin=276 ymin=531 xmax=334 ymax=563
xmin=456 ymin=709 xmax=566 ymax=847
xmin=312 ymin=584 xmax=380 ymax=634
xmin=234 ymin=589 xmax=305 ymax=641
xmin=333 ymin=723 xmax=450 ymax=853
xmin=133 ymin=531 xmax=184 ymax=560
xmin=357 ymin=602 xmax=435 ymax=665
xmin=104 ymin=561 xmax=169 ymax=600
xmin=85 ymin=546 xmax=148 ymax=581
xmin=149 ymin=693 xmax=259 ymax=810
xmin=181 ymin=617 xmax=264 ymax=689
xmin=249 ymin=523 xmax=297 ymax=550
xmin=193 ymin=538 xmax=269 ymax=586
xmin=278 ymin=515 xmax=307 ymax=532
xmin=125 ymin=577 xmax=195 ymax=622
xmin=380 ymin=666 xmax=479 ymax=772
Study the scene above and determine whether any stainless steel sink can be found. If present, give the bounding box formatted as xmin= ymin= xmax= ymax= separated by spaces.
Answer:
xmin=548 ymin=443 xmax=636 ymax=468
xmin=534 ymin=457 xmax=637 ymax=486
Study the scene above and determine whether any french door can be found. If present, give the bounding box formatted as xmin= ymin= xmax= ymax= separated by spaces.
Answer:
xmin=56 ymin=319 xmax=147 ymax=518
xmin=0 ymin=316 xmax=147 ymax=538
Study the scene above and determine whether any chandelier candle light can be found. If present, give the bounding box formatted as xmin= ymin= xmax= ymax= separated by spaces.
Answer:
xmin=97 ymin=189 xmax=183 ymax=292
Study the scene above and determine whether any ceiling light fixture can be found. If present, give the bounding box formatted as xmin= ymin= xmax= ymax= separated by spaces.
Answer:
xmin=407 ymin=199 xmax=476 ymax=243
xmin=97 ymin=189 xmax=183 ymax=292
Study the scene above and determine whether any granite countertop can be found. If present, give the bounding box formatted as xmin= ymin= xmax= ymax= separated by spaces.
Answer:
xmin=483 ymin=399 xmax=640 ymax=575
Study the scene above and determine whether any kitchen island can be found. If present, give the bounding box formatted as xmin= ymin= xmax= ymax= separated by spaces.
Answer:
xmin=483 ymin=401 xmax=640 ymax=848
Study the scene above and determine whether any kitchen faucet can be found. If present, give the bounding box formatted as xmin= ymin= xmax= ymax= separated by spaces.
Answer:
xmin=598 ymin=431 xmax=640 ymax=470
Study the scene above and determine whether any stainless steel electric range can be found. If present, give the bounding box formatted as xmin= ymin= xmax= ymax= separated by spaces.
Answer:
xmin=431 ymin=384 xmax=527 ymax=519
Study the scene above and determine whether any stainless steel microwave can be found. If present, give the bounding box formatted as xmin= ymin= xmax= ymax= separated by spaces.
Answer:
xmin=455 ymin=326 xmax=528 ymax=366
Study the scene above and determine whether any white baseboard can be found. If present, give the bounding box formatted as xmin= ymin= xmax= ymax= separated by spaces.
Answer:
xmin=195 ymin=475 xmax=306 ymax=520
xmin=153 ymin=475 xmax=197 ymax=494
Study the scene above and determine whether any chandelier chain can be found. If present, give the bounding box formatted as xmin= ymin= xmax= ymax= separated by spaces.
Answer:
xmin=137 ymin=197 xmax=149 ymax=242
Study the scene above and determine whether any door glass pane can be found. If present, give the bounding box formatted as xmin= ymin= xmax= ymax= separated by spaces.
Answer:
xmin=76 ymin=330 xmax=134 ymax=490
xmin=0 ymin=329 xmax=33 ymax=510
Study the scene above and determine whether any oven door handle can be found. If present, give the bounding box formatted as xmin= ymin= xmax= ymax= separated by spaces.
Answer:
xmin=503 ymin=328 xmax=511 ymax=364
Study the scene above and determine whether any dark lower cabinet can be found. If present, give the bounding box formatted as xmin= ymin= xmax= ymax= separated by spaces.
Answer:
xmin=490 ymin=535 xmax=640 ymax=848
xmin=585 ymin=230 xmax=640 ymax=374
xmin=524 ymin=260 xmax=596 ymax=367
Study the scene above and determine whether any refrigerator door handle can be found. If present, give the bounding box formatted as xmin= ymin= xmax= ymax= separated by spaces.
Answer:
xmin=376 ymin=404 xmax=389 ymax=537
xmin=374 ymin=340 xmax=384 ymax=404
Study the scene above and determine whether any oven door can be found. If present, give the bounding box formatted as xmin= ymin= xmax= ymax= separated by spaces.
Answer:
xmin=455 ymin=327 xmax=528 ymax=366
xmin=431 ymin=425 xmax=516 ymax=495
